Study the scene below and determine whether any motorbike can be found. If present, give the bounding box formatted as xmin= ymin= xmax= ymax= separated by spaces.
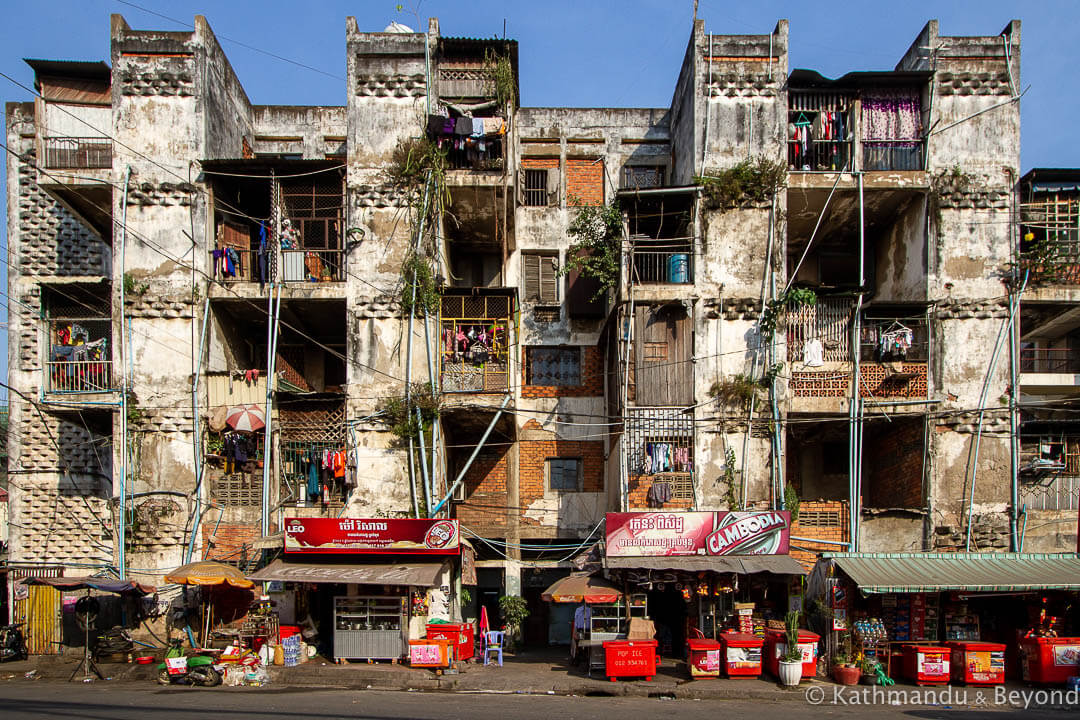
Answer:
xmin=0 ymin=622 xmax=28 ymax=662
xmin=157 ymin=638 xmax=222 ymax=687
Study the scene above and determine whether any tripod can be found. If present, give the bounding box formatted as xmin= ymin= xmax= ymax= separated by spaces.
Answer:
xmin=69 ymin=591 xmax=103 ymax=682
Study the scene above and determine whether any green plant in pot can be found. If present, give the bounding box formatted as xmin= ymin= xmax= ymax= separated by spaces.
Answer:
xmin=777 ymin=610 xmax=803 ymax=686
xmin=498 ymin=595 xmax=529 ymax=652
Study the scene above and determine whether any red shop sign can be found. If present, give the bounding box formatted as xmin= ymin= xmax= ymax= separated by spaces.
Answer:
xmin=284 ymin=517 xmax=460 ymax=555
xmin=605 ymin=511 xmax=790 ymax=557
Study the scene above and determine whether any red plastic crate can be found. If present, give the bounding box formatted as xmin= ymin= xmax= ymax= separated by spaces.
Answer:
xmin=603 ymin=639 xmax=659 ymax=681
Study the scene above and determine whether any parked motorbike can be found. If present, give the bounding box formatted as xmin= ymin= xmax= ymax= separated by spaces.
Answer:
xmin=156 ymin=638 xmax=222 ymax=687
xmin=0 ymin=622 xmax=28 ymax=662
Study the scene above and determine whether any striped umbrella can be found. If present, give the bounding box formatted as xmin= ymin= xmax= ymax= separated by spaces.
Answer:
xmin=225 ymin=404 xmax=265 ymax=433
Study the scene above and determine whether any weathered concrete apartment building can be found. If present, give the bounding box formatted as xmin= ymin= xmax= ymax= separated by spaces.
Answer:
xmin=6 ymin=11 xmax=1074 ymax=637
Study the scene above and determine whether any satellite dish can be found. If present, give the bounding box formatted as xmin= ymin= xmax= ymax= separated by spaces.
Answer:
xmin=384 ymin=22 xmax=414 ymax=33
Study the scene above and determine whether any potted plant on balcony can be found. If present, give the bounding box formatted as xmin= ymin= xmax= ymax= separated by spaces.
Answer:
xmin=778 ymin=611 xmax=803 ymax=687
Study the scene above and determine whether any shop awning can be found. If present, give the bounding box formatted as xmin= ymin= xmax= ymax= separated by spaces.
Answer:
xmin=248 ymin=559 xmax=448 ymax=587
xmin=604 ymin=555 xmax=806 ymax=575
xmin=23 ymin=576 xmax=155 ymax=595
xmin=825 ymin=552 xmax=1080 ymax=594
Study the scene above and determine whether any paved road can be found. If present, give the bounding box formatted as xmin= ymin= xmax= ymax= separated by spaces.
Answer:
xmin=0 ymin=682 xmax=1073 ymax=719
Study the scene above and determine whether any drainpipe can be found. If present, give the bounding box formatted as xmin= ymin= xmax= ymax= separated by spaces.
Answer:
xmin=849 ymin=172 xmax=866 ymax=552
xmin=184 ymin=298 xmax=211 ymax=564
xmin=117 ymin=166 xmax=131 ymax=579
xmin=432 ymin=395 xmax=511 ymax=515
xmin=261 ymin=286 xmax=281 ymax=538
xmin=405 ymin=176 xmax=433 ymax=519
xmin=1008 ymin=272 xmax=1029 ymax=550
xmin=416 ymin=407 xmax=431 ymax=516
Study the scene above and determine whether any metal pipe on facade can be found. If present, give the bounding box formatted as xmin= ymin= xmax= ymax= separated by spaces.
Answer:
xmin=404 ymin=176 xmax=433 ymax=520
xmin=260 ymin=286 xmax=281 ymax=537
xmin=417 ymin=407 xmax=431 ymax=516
xmin=964 ymin=292 xmax=1012 ymax=551
xmin=117 ymin=165 xmax=131 ymax=579
xmin=849 ymin=172 xmax=866 ymax=552
xmin=184 ymin=298 xmax=211 ymax=564
xmin=433 ymin=395 xmax=511 ymax=514
xmin=1008 ymin=271 xmax=1029 ymax=551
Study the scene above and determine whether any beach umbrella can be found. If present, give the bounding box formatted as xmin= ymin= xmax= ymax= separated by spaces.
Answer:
xmin=225 ymin=404 xmax=265 ymax=433
xmin=541 ymin=573 xmax=622 ymax=604
xmin=165 ymin=560 xmax=254 ymax=589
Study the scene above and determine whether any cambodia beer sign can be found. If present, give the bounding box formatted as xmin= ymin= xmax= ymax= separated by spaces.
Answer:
xmin=605 ymin=511 xmax=790 ymax=557
xmin=284 ymin=517 xmax=460 ymax=555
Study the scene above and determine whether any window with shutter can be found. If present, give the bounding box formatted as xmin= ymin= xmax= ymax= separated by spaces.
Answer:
xmin=547 ymin=457 xmax=583 ymax=492
xmin=522 ymin=252 xmax=558 ymax=304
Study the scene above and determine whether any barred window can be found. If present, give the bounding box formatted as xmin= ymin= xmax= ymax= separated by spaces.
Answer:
xmin=548 ymin=457 xmax=583 ymax=492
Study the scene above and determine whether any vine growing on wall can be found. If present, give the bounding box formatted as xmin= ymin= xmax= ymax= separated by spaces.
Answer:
xmin=759 ymin=287 xmax=817 ymax=341
xmin=377 ymin=382 xmax=440 ymax=447
xmin=722 ymin=447 xmax=738 ymax=509
xmin=559 ymin=198 xmax=623 ymax=301
xmin=697 ymin=156 xmax=787 ymax=212
xmin=483 ymin=49 xmax=516 ymax=109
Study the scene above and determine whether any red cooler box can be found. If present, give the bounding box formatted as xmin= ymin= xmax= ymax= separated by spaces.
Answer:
xmin=902 ymin=644 xmax=950 ymax=686
xmin=686 ymin=638 xmax=722 ymax=678
xmin=721 ymin=633 xmax=763 ymax=678
xmin=603 ymin=639 xmax=659 ymax=681
xmin=766 ymin=629 xmax=819 ymax=679
xmin=426 ymin=622 xmax=474 ymax=661
xmin=1020 ymin=637 xmax=1080 ymax=685
xmin=946 ymin=641 xmax=1005 ymax=685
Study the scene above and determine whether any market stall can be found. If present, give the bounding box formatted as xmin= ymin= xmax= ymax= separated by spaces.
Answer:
xmin=165 ymin=560 xmax=256 ymax=648
xmin=604 ymin=511 xmax=806 ymax=660
xmin=808 ymin=552 xmax=1080 ymax=685
xmin=540 ymin=572 xmax=631 ymax=675
xmin=23 ymin=576 xmax=156 ymax=681
xmin=247 ymin=517 xmax=463 ymax=663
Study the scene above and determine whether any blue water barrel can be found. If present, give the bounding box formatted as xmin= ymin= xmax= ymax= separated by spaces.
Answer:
xmin=668 ymin=253 xmax=689 ymax=283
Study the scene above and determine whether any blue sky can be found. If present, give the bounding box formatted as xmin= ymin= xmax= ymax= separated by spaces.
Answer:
xmin=1 ymin=1 xmax=1073 ymax=399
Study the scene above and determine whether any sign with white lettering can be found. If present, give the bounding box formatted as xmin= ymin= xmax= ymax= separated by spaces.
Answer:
xmin=605 ymin=511 xmax=790 ymax=556
xmin=284 ymin=517 xmax=459 ymax=554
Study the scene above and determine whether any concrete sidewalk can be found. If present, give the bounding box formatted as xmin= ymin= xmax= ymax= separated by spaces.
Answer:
xmin=0 ymin=648 xmax=823 ymax=701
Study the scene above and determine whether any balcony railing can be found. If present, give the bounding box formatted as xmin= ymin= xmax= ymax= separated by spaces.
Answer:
xmin=1021 ymin=348 xmax=1080 ymax=374
xmin=212 ymin=247 xmax=263 ymax=283
xmin=787 ymin=297 xmax=852 ymax=363
xmin=282 ymin=249 xmax=344 ymax=283
xmin=631 ymin=245 xmax=693 ymax=285
xmin=43 ymin=137 xmax=112 ymax=169
xmin=788 ymin=140 xmax=853 ymax=173
xmin=861 ymin=139 xmax=925 ymax=171
xmin=46 ymin=359 xmax=112 ymax=393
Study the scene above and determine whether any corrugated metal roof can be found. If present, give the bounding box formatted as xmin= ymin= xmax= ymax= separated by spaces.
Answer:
xmin=24 ymin=59 xmax=111 ymax=80
xmin=824 ymin=552 xmax=1080 ymax=593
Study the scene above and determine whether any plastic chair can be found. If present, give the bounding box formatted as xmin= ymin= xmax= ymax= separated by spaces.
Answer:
xmin=482 ymin=631 xmax=504 ymax=667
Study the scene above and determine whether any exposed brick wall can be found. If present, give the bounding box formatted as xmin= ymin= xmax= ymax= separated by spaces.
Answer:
xmin=453 ymin=449 xmax=510 ymax=535
xmin=864 ymin=419 xmax=923 ymax=508
xmin=202 ymin=521 xmax=260 ymax=565
xmin=520 ymin=346 xmax=604 ymax=398
xmin=790 ymin=500 xmax=850 ymax=569
xmin=521 ymin=156 xmax=560 ymax=171
xmin=859 ymin=363 xmax=928 ymax=399
xmin=567 ymin=157 xmax=604 ymax=206
xmin=627 ymin=474 xmax=693 ymax=511
xmin=518 ymin=440 xmax=604 ymax=525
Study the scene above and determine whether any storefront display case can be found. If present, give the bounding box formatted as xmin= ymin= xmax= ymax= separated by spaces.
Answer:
xmin=334 ymin=595 xmax=405 ymax=660
xmin=589 ymin=601 xmax=627 ymax=676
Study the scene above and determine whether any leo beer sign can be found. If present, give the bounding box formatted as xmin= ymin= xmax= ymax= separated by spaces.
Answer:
xmin=605 ymin=511 xmax=790 ymax=557
xmin=284 ymin=517 xmax=460 ymax=554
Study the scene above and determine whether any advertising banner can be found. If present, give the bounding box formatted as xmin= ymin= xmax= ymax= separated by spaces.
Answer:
xmin=605 ymin=511 xmax=790 ymax=556
xmin=284 ymin=517 xmax=460 ymax=554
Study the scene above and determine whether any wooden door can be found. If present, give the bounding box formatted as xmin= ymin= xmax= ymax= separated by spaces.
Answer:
xmin=635 ymin=305 xmax=692 ymax=406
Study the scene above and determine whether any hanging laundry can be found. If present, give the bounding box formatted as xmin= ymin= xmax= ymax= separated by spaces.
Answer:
xmin=803 ymin=338 xmax=825 ymax=367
